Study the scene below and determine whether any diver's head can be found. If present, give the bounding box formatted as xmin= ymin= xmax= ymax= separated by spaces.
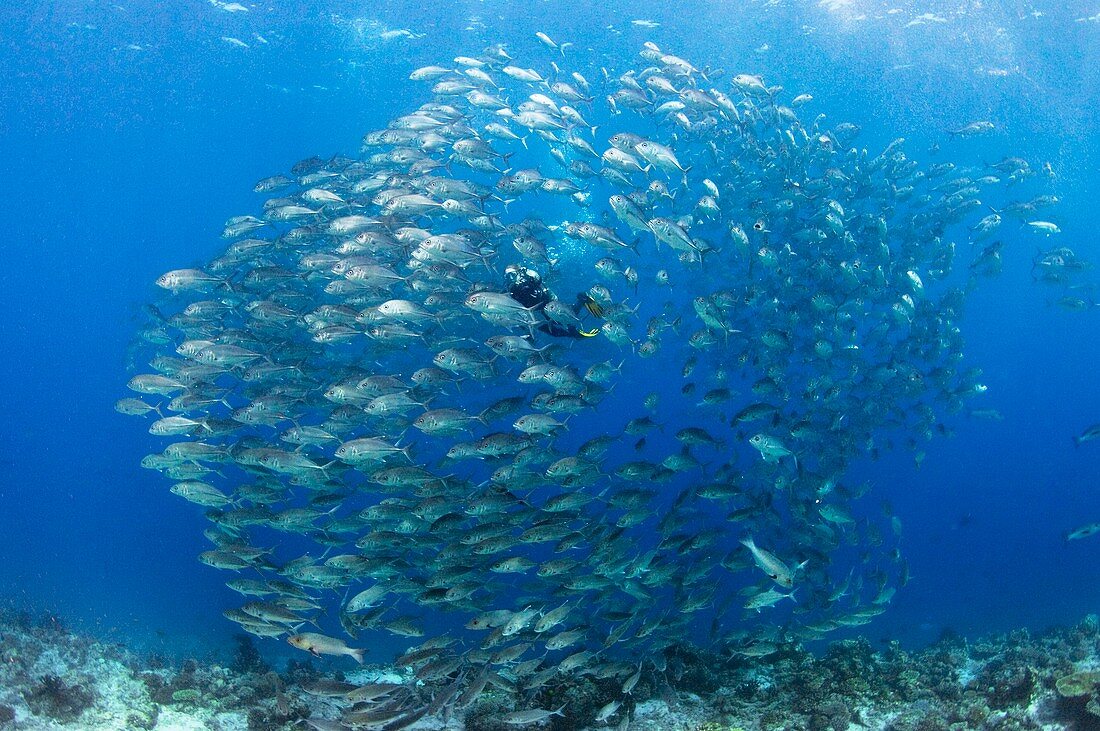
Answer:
xmin=505 ymin=264 xmax=541 ymax=290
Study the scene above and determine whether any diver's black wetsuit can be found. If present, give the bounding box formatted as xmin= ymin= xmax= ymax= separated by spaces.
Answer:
xmin=508 ymin=276 xmax=583 ymax=338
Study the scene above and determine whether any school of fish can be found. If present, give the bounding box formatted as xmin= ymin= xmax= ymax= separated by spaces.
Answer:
xmin=120 ymin=35 xmax=1083 ymax=729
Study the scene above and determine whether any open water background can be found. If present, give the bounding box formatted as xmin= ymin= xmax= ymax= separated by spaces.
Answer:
xmin=1 ymin=0 xmax=1098 ymax=660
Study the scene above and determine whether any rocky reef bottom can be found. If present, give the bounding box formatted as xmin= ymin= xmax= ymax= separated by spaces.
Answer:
xmin=3 ymin=608 xmax=1100 ymax=730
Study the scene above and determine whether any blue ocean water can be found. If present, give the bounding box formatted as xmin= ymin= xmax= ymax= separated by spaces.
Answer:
xmin=1 ymin=0 xmax=1098 ymax=665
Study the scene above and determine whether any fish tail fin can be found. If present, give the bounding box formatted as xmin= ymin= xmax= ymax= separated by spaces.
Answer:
xmin=349 ymin=647 xmax=367 ymax=664
xmin=479 ymin=252 xmax=499 ymax=275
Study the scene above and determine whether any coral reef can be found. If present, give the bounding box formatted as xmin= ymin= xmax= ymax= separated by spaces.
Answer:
xmin=669 ymin=615 xmax=1100 ymax=731
xmin=22 ymin=674 xmax=96 ymax=723
xmin=230 ymin=634 xmax=270 ymax=676
xmin=4 ymin=605 xmax=1100 ymax=729
xmin=0 ymin=604 xmax=308 ymax=730
xmin=462 ymin=692 xmax=515 ymax=731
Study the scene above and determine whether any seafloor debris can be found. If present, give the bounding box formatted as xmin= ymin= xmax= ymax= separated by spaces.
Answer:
xmin=3 ymin=605 xmax=1100 ymax=729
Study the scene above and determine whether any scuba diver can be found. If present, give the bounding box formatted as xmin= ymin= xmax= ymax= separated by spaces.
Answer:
xmin=504 ymin=264 xmax=603 ymax=338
